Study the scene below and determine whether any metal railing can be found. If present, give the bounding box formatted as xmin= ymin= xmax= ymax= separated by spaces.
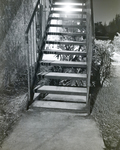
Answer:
xmin=25 ymin=0 xmax=52 ymax=106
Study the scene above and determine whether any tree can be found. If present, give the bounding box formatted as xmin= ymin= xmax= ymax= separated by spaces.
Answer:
xmin=95 ymin=22 xmax=107 ymax=37
xmin=107 ymin=14 xmax=120 ymax=40
xmin=95 ymin=14 xmax=120 ymax=40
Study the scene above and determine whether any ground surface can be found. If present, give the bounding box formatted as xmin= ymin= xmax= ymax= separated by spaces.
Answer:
xmin=92 ymin=53 xmax=120 ymax=150
xmin=0 ymin=92 xmax=27 ymax=146
xmin=1 ymin=109 xmax=104 ymax=150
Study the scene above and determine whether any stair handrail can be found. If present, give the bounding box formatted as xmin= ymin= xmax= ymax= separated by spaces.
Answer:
xmin=26 ymin=0 xmax=40 ymax=35
xmin=26 ymin=0 xmax=53 ymax=35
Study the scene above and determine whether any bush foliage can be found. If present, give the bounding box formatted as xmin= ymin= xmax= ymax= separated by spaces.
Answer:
xmin=92 ymin=39 xmax=114 ymax=87
xmin=113 ymin=32 xmax=120 ymax=53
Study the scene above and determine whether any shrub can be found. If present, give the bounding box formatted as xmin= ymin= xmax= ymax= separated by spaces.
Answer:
xmin=113 ymin=32 xmax=120 ymax=52
xmin=92 ymin=39 xmax=114 ymax=87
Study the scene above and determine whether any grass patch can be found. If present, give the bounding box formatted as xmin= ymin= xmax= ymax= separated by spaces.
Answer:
xmin=92 ymin=65 xmax=120 ymax=150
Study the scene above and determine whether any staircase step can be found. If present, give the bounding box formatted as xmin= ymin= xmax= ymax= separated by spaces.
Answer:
xmin=40 ymin=60 xmax=87 ymax=67
xmin=53 ymin=0 xmax=86 ymax=4
xmin=38 ymin=72 xmax=87 ymax=80
xmin=35 ymin=86 xmax=87 ymax=96
xmin=48 ymin=17 xmax=86 ymax=21
xmin=52 ymin=4 xmax=86 ymax=9
xmin=48 ymin=24 xmax=86 ymax=28
xmin=31 ymin=101 xmax=87 ymax=113
xmin=43 ymin=49 xmax=86 ymax=56
xmin=46 ymin=32 xmax=86 ymax=36
xmin=50 ymin=10 xmax=86 ymax=14
xmin=45 ymin=40 xmax=86 ymax=45
xmin=43 ymin=94 xmax=87 ymax=103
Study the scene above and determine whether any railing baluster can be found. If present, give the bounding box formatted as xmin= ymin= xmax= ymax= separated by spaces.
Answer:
xmin=39 ymin=4 xmax=43 ymax=48
xmin=29 ymin=27 xmax=33 ymax=87
xmin=26 ymin=31 xmax=31 ymax=103
xmin=35 ymin=13 xmax=37 ymax=63
xmin=33 ymin=17 xmax=36 ymax=75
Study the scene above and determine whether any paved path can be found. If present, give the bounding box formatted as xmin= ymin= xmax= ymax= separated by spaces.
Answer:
xmin=1 ymin=109 xmax=104 ymax=150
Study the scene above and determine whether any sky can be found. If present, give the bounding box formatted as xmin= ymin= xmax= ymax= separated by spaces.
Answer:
xmin=93 ymin=0 xmax=120 ymax=24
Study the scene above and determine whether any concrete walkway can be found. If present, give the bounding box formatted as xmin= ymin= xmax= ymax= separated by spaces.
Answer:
xmin=1 ymin=109 xmax=104 ymax=150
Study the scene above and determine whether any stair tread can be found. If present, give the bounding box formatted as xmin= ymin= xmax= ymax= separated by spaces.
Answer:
xmin=40 ymin=60 xmax=87 ymax=67
xmin=45 ymin=40 xmax=86 ymax=45
xmin=53 ymin=0 xmax=86 ymax=3
xmin=48 ymin=24 xmax=86 ymax=28
xmin=46 ymin=32 xmax=86 ymax=36
xmin=43 ymin=49 xmax=86 ymax=55
xmin=43 ymin=94 xmax=87 ymax=103
xmin=49 ymin=17 xmax=86 ymax=21
xmin=39 ymin=72 xmax=87 ymax=79
xmin=36 ymin=85 xmax=87 ymax=95
xmin=50 ymin=10 xmax=86 ymax=14
xmin=52 ymin=4 xmax=86 ymax=9
xmin=32 ymin=101 xmax=87 ymax=112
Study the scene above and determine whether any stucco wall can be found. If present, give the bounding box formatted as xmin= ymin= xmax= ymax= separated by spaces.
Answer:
xmin=0 ymin=0 xmax=23 ymax=47
xmin=0 ymin=0 xmax=37 ymax=90
xmin=0 ymin=0 xmax=50 ymax=91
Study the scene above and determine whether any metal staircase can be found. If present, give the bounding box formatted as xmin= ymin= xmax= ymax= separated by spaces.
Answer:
xmin=25 ymin=0 xmax=94 ymax=114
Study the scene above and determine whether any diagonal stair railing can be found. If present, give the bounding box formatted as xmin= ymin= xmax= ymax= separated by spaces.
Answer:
xmin=25 ymin=0 xmax=52 ymax=106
